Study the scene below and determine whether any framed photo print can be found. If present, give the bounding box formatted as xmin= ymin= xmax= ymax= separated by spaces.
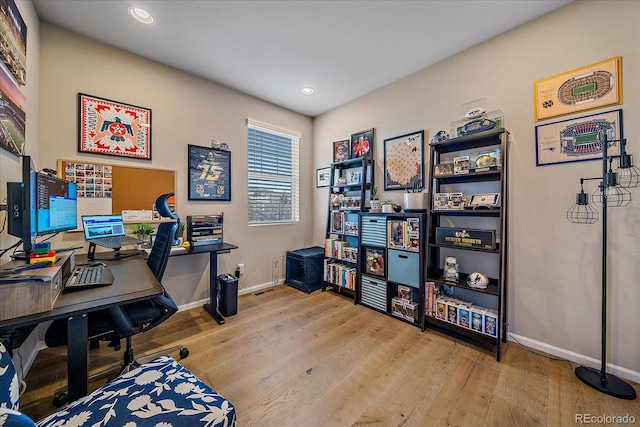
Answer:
xmin=384 ymin=130 xmax=424 ymax=190
xmin=78 ymin=93 xmax=152 ymax=160
xmin=333 ymin=139 xmax=350 ymax=162
xmin=533 ymin=56 xmax=622 ymax=122
xmin=316 ymin=167 xmax=331 ymax=187
xmin=0 ymin=67 xmax=25 ymax=156
xmin=351 ymin=128 xmax=374 ymax=159
xmin=188 ymin=144 xmax=231 ymax=201
xmin=535 ymin=109 xmax=622 ymax=167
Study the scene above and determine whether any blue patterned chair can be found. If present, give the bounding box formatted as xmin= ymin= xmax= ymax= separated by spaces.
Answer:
xmin=0 ymin=341 xmax=236 ymax=426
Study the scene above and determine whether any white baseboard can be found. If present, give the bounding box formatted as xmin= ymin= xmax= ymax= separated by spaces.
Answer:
xmin=507 ymin=333 xmax=640 ymax=384
xmin=176 ymin=280 xmax=283 ymax=312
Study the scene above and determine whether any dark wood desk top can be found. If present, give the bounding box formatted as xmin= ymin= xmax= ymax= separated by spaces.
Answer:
xmin=0 ymin=252 xmax=163 ymax=331
xmin=168 ymin=242 xmax=238 ymax=257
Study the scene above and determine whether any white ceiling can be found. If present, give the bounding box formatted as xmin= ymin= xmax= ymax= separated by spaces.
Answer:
xmin=32 ymin=0 xmax=571 ymax=117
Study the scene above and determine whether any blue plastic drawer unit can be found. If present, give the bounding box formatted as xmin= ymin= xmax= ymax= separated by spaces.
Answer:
xmin=360 ymin=215 xmax=386 ymax=247
xmin=286 ymin=246 xmax=324 ymax=293
xmin=387 ymin=249 xmax=419 ymax=288
xmin=361 ymin=275 xmax=387 ymax=312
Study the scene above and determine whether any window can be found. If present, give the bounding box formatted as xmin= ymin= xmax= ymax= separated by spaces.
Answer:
xmin=247 ymin=119 xmax=300 ymax=225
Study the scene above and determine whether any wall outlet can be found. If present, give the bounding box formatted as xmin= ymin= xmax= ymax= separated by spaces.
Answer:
xmin=237 ymin=263 xmax=244 ymax=274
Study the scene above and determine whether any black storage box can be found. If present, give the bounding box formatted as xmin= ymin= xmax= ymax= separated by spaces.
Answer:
xmin=217 ymin=274 xmax=238 ymax=316
xmin=285 ymin=246 xmax=324 ymax=293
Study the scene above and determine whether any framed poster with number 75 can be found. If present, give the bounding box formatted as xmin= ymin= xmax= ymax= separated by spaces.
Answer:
xmin=188 ymin=144 xmax=231 ymax=201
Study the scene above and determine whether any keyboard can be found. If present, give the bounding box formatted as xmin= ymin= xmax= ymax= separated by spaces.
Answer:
xmin=64 ymin=264 xmax=115 ymax=291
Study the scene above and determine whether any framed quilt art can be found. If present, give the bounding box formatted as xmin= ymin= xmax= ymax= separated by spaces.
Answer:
xmin=78 ymin=93 xmax=152 ymax=160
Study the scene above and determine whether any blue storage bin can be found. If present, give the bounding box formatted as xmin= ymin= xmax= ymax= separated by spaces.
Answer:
xmin=387 ymin=249 xmax=419 ymax=288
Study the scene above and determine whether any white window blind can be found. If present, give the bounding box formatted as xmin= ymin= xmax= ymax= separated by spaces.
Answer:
xmin=247 ymin=119 xmax=300 ymax=225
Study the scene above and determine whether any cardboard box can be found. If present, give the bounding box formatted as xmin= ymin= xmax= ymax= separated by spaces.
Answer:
xmin=457 ymin=304 xmax=471 ymax=329
xmin=484 ymin=309 xmax=498 ymax=337
xmin=470 ymin=308 xmax=484 ymax=333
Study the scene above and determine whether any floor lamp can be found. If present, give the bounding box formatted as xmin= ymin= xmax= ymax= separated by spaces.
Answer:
xmin=566 ymin=136 xmax=638 ymax=400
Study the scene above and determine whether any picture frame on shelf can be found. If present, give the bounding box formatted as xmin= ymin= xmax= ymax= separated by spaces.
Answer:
xmin=316 ymin=167 xmax=331 ymax=187
xmin=364 ymin=247 xmax=385 ymax=277
xmin=333 ymin=139 xmax=350 ymax=162
xmin=78 ymin=93 xmax=152 ymax=160
xmin=533 ymin=56 xmax=622 ymax=122
xmin=351 ymin=128 xmax=374 ymax=159
xmin=187 ymin=144 xmax=231 ymax=201
xmin=535 ymin=109 xmax=622 ymax=167
xmin=383 ymin=130 xmax=424 ymax=190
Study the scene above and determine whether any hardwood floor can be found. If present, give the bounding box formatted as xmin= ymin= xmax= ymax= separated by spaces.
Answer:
xmin=19 ymin=284 xmax=640 ymax=426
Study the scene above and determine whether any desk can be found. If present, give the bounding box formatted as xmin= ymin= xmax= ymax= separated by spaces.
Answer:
xmin=0 ymin=253 xmax=162 ymax=402
xmin=170 ymin=242 xmax=238 ymax=324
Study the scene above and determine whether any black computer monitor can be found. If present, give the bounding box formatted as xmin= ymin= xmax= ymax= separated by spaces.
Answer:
xmin=7 ymin=155 xmax=37 ymax=258
xmin=35 ymin=173 xmax=78 ymax=236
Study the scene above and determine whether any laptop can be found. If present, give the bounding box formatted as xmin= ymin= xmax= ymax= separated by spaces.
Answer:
xmin=81 ymin=214 xmax=142 ymax=249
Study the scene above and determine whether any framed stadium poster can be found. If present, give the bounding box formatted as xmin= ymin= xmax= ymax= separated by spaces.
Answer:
xmin=535 ymin=109 xmax=622 ymax=167
xmin=188 ymin=144 xmax=231 ymax=201
xmin=533 ymin=56 xmax=622 ymax=122
xmin=78 ymin=93 xmax=152 ymax=160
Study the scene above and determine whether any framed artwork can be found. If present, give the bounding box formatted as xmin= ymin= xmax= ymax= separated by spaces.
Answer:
xmin=333 ymin=139 xmax=350 ymax=162
xmin=535 ymin=109 xmax=622 ymax=167
xmin=0 ymin=0 xmax=26 ymax=85
xmin=316 ymin=167 xmax=331 ymax=187
xmin=351 ymin=128 xmax=374 ymax=159
xmin=534 ymin=56 xmax=622 ymax=122
xmin=188 ymin=144 xmax=231 ymax=201
xmin=0 ymin=67 xmax=25 ymax=156
xmin=78 ymin=93 xmax=152 ymax=160
xmin=384 ymin=130 xmax=424 ymax=190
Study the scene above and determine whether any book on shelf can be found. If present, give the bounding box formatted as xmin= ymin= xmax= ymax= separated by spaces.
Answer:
xmin=324 ymin=237 xmax=337 ymax=257
xmin=323 ymin=260 xmax=356 ymax=290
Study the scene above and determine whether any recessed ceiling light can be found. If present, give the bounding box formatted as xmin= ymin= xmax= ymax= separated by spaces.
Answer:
xmin=301 ymin=87 xmax=315 ymax=95
xmin=129 ymin=7 xmax=155 ymax=24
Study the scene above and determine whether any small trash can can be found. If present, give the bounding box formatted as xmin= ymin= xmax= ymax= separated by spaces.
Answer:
xmin=218 ymin=274 xmax=238 ymax=316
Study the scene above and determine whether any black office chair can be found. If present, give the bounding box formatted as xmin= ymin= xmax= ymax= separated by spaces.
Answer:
xmin=45 ymin=193 xmax=188 ymax=405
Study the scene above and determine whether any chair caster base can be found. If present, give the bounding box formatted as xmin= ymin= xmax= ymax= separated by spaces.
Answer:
xmin=53 ymin=392 xmax=68 ymax=408
xmin=179 ymin=347 xmax=189 ymax=359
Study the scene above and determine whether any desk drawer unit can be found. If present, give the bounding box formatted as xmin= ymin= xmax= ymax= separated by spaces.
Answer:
xmin=387 ymin=249 xmax=419 ymax=288
xmin=360 ymin=275 xmax=387 ymax=312
xmin=360 ymin=216 xmax=386 ymax=247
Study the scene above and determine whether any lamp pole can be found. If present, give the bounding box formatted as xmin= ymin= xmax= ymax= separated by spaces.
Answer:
xmin=573 ymin=137 xmax=636 ymax=400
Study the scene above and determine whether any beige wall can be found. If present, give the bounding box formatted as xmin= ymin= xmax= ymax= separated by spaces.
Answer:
xmin=313 ymin=1 xmax=640 ymax=379
xmin=36 ymin=24 xmax=313 ymax=304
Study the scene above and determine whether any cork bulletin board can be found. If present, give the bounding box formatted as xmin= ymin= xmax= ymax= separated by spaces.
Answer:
xmin=57 ymin=159 xmax=176 ymax=224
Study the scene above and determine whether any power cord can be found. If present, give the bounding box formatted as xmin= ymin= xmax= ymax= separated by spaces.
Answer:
xmin=506 ymin=331 xmax=572 ymax=365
